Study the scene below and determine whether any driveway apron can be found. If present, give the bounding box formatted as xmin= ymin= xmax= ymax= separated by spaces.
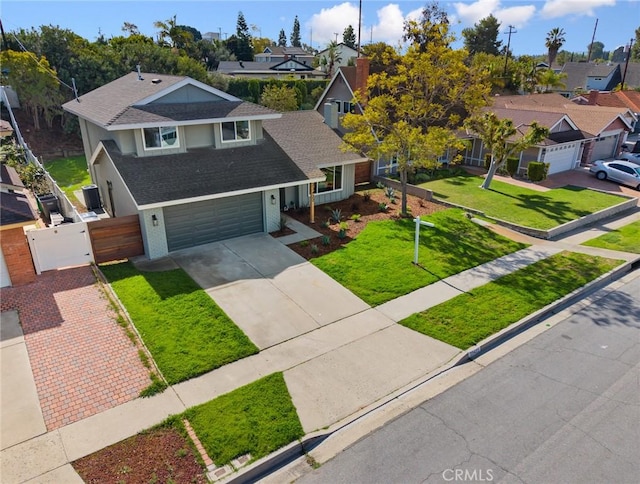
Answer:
xmin=171 ymin=234 xmax=370 ymax=349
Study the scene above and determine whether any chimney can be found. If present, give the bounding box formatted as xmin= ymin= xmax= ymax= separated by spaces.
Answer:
xmin=355 ymin=57 xmax=370 ymax=99
xmin=324 ymin=101 xmax=339 ymax=129
xmin=588 ymin=90 xmax=599 ymax=105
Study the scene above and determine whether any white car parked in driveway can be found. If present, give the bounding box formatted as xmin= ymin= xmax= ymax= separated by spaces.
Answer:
xmin=589 ymin=160 xmax=640 ymax=190
xmin=618 ymin=152 xmax=640 ymax=164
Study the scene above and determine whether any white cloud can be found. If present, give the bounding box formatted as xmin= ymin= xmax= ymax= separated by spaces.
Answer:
xmin=541 ymin=0 xmax=616 ymax=19
xmin=307 ymin=2 xmax=361 ymax=46
xmin=453 ymin=0 xmax=536 ymax=29
xmin=370 ymin=4 xmax=412 ymax=45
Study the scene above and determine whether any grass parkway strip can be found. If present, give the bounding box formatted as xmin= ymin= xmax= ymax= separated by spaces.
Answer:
xmin=581 ymin=220 xmax=640 ymax=254
xmin=72 ymin=373 xmax=303 ymax=481
xmin=100 ymin=262 xmax=258 ymax=385
xmin=420 ymin=174 xmax=625 ymax=229
xmin=400 ymin=251 xmax=621 ymax=349
xmin=311 ymin=208 xmax=527 ymax=306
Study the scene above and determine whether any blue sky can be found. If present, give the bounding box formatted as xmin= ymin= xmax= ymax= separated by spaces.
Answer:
xmin=2 ymin=1 xmax=638 ymax=56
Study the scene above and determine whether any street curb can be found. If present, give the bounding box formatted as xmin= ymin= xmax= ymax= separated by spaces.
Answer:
xmin=222 ymin=258 xmax=639 ymax=484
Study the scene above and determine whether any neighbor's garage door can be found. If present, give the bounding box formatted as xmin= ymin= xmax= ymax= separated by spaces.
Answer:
xmin=545 ymin=143 xmax=576 ymax=175
xmin=164 ymin=192 xmax=263 ymax=251
xmin=590 ymin=135 xmax=618 ymax=161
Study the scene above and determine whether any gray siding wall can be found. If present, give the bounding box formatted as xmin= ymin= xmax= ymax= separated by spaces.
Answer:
xmin=151 ymin=84 xmax=225 ymax=103
xmin=184 ymin=124 xmax=215 ymax=148
xmin=82 ymin=120 xmax=114 ymax=160
xmin=93 ymin=151 xmax=138 ymax=217
xmin=298 ymin=164 xmax=355 ymax=207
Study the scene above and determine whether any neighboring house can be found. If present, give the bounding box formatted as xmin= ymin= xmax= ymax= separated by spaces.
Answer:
xmin=554 ymin=62 xmax=640 ymax=96
xmin=0 ymin=119 xmax=14 ymax=138
xmin=0 ymin=164 xmax=37 ymax=286
xmin=492 ymin=93 xmax=634 ymax=164
xmin=316 ymin=43 xmax=358 ymax=72
xmin=461 ymin=107 xmax=591 ymax=176
xmin=254 ymin=46 xmax=315 ymax=65
xmin=314 ymin=57 xmax=370 ymax=134
xmin=216 ymin=59 xmax=326 ymax=79
xmin=579 ymin=90 xmax=640 ymax=133
xmin=62 ymin=72 xmax=366 ymax=259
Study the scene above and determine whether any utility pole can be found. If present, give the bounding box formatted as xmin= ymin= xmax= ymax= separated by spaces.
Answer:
xmin=503 ymin=25 xmax=516 ymax=77
xmin=587 ymin=18 xmax=598 ymax=62
xmin=334 ymin=32 xmax=339 ymax=43
xmin=622 ymin=38 xmax=634 ymax=89
xmin=357 ymin=0 xmax=362 ymax=57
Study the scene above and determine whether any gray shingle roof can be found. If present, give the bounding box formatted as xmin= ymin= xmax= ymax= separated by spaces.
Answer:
xmin=263 ymin=111 xmax=367 ymax=179
xmin=0 ymin=191 xmax=36 ymax=227
xmin=63 ymin=72 xmax=187 ymax=126
xmin=101 ymin=136 xmax=309 ymax=207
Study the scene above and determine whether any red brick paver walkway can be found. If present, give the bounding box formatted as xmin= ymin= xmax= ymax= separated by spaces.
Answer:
xmin=0 ymin=266 xmax=150 ymax=430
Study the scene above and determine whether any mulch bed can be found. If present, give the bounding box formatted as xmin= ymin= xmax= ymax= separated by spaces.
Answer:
xmin=72 ymin=426 xmax=208 ymax=484
xmin=272 ymin=186 xmax=446 ymax=259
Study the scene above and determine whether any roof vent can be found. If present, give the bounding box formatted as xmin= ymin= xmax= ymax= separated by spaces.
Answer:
xmin=151 ymin=78 xmax=162 ymax=84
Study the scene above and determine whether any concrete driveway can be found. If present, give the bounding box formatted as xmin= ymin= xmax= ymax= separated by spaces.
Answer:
xmin=539 ymin=166 xmax=640 ymax=199
xmin=171 ymin=234 xmax=371 ymax=349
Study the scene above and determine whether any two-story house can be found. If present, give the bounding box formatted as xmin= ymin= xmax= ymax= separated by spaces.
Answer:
xmin=62 ymin=72 xmax=366 ymax=259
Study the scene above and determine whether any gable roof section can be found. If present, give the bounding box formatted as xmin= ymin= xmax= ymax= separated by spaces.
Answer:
xmin=0 ymin=191 xmax=36 ymax=227
xmin=110 ymin=100 xmax=278 ymax=128
xmin=313 ymin=66 xmax=357 ymax=111
xmin=492 ymin=94 xmax=632 ymax=135
xmin=263 ymin=111 xmax=367 ymax=179
xmin=588 ymin=90 xmax=640 ymax=112
xmin=560 ymin=62 xmax=619 ymax=92
xmin=100 ymin=137 xmax=309 ymax=208
xmin=63 ymin=72 xmax=245 ymax=127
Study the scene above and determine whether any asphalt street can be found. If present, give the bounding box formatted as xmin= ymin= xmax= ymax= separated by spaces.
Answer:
xmin=298 ymin=272 xmax=640 ymax=484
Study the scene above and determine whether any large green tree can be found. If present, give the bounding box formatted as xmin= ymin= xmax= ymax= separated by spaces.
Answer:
xmin=278 ymin=29 xmax=287 ymax=47
xmin=291 ymin=16 xmax=301 ymax=47
xmin=545 ymin=27 xmax=565 ymax=66
xmin=464 ymin=112 xmax=549 ymax=189
xmin=260 ymin=84 xmax=299 ymax=111
xmin=343 ymin=25 xmax=356 ymax=49
xmin=228 ymin=11 xmax=253 ymax=61
xmin=462 ymin=14 xmax=503 ymax=56
xmin=343 ymin=17 xmax=491 ymax=215
xmin=0 ymin=50 xmax=64 ymax=130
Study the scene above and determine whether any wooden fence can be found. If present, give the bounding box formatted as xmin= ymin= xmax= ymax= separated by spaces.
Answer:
xmin=87 ymin=215 xmax=144 ymax=263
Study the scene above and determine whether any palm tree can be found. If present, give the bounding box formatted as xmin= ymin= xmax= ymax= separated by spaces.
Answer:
xmin=536 ymin=68 xmax=567 ymax=92
xmin=545 ymin=27 xmax=566 ymax=67
xmin=325 ymin=41 xmax=342 ymax=77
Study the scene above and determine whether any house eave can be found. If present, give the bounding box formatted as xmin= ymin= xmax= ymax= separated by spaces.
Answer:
xmin=105 ymin=113 xmax=283 ymax=131
xmin=137 ymin=178 xmax=323 ymax=211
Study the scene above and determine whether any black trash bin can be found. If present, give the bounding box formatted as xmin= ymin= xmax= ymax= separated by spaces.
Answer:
xmin=82 ymin=184 xmax=101 ymax=210
xmin=36 ymin=193 xmax=60 ymax=224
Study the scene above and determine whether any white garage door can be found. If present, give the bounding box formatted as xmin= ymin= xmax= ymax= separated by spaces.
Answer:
xmin=164 ymin=192 xmax=263 ymax=252
xmin=0 ymin=249 xmax=11 ymax=287
xmin=544 ymin=143 xmax=577 ymax=175
xmin=590 ymin=135 xmax=618 ymax=161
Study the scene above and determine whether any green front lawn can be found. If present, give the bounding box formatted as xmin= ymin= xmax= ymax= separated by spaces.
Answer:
xmin=100 ymin=262 xmax=258 ymax=384
xmin=184 ymin=373 xmax=304 ymax=465
xmin=582 ymin=220 xmax=640 ymax=254
xmin=44 ymin=155 xmax=90 ymax=203
xmin=420 ymin=174 xmax=625 ymax=229
xmin=312 ymin=208 xmax=527 ymax=306
xmin=400 ymin=251 xmax=621 ymax=349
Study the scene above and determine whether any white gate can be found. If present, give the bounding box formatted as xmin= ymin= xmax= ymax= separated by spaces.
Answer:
xmin=26 ymin=222 xmax=94 ymax=274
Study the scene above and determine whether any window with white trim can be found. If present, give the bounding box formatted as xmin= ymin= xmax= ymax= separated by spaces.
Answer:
xmin=317 ymin=165 xmax=343 ymax=193
xmin=143 ymin=126 xmax=179 ymax=150
xmin=221 ymin=120 xmax=250 ymax=142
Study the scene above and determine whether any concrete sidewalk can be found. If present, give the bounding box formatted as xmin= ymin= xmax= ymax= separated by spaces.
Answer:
xmin=2 ymin=214 xmax=640 ymax=483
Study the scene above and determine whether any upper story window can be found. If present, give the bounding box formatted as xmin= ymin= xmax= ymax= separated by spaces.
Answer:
xmin=221 ymin=121 xmax=250 ymax=142
xmin=143 ymin=126 xmax=179 ymax=150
